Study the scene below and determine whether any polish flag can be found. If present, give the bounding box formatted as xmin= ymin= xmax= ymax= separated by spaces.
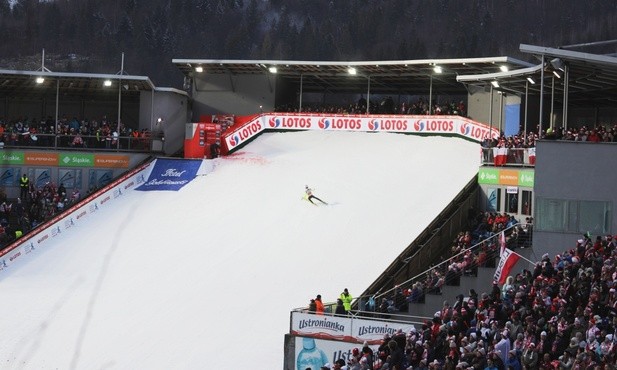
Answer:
xmin=528 ymin=147 xmax=536 ymax=165
xmin=494 ymin=233 xmax=521 ymax=285
xmin=493 ymin=147 xmax=508 ymax=166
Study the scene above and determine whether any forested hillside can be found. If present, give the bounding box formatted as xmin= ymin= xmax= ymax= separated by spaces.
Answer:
xmin=0 ymin=0 xmax=616 ymax=88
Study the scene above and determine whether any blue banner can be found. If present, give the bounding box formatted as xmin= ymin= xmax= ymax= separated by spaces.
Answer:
xmin=505 ymin=104 xmax=520 ymax=137
xmin=136 ymin=159 xmax=201 ymax=191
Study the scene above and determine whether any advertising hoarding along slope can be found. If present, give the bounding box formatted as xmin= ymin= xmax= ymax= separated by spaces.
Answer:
xmin=222 ymin=113 xmax=499 ymax=153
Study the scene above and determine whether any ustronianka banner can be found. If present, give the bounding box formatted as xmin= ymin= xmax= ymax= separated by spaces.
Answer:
xmin=136 ymin=159 xmax=201 ymax=191
xmin=290 ymin=311 xmax=415 ymax=344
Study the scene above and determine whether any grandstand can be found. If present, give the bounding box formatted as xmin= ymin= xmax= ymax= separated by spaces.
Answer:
xmin=0 ymin=41 xmax=617 ymax=369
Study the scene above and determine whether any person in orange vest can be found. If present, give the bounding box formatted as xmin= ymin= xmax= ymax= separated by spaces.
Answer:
xmin=315 ymin=294 xmax=324 ymax=315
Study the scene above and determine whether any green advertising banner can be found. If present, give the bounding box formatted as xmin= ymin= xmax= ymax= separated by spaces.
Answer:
xmin=0 ymin=151 xmax=25 ymax=165
xmin=478 ymin=167 xmax=535 ymax=187
xmin=59 ymin=153 xmax=95 ymax=167
xmin=518 ymin=171 xmax=534 ymax=187
xmin=478 ymin=168 xmax=499 ymax=184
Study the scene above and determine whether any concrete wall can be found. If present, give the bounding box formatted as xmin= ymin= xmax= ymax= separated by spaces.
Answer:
xmin=140 ymin=89 xmax=188 ymax=155
xmin=467 ymin=88 xmax=522 ymax=132
xmin=533 ymin=140 xmax=617 ymax=257
xmin=191 ymin=74 xmax=276 ymax=118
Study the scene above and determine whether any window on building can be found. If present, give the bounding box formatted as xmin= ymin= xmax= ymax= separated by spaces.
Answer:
xmin=487 ymin=188 xmax=501 ymax=212
xmin=536 ymin=198 xmax=612 ymax=234
xmin=507 ymin=191 xmax=519 ymax=213
xmin=521 ymin=190 xmax=532 ymax=216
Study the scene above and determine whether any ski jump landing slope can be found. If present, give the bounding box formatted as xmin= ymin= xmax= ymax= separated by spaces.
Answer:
xmin=0 ymin=131 xmax=479 ymax=369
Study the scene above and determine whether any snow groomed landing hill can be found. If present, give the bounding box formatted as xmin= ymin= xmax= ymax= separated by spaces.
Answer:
xmin=0 ymin=131 xmax=479 ymax=369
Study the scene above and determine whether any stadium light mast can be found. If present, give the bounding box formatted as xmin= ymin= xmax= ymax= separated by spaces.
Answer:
xmin=429 ymin=65 xmax=442 ymax=115
xmin=117 ymin=53 xmax=125 ymax=150
xmin=366 ymin=75 xmax=371 ymax=114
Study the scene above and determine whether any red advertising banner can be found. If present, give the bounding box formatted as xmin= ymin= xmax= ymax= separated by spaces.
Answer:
xmin=222 ymin=113 xmax=499 ymax=152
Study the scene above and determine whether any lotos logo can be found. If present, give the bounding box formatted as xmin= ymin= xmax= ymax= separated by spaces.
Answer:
xmin=371 ymin=119 xmax=408 ymax=131
xmin=460 ymin=123 xmax=471 ymax=136
xmin=229 ymin=134 xmax=240 ymax=147
xmin=320 ymin=117 xmax=361 ymax=130
xmin=229 ymin=121 xmax=262 ymax=147
xmin=270 ymin=116 xmax=312 ymax=129
xmin=368 ymin=120 xmax=380 ymax=131
xmin=414 ymin=120 xmax=425 ymax=131
xmin=268 ymin=117 xmax=281 ymax=128
xmin=467 ymin=124 xmax=493 ymax=140
xmin=414 ymin=120 xmax=454 ymax=132
xmin=318 ymin=118 xmax=330 ymax=129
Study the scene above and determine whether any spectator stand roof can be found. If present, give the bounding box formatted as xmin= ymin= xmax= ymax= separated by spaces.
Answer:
xmin=0 ymin=69 xmax=155 ymax=100
xmin=171 ymin=56 xmax=534 ymax=97
xmin=457 ymin=42 xmax=617 ymax=108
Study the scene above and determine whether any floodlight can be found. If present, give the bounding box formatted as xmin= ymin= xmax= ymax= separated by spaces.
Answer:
xmin=550 ymin=58 xmax=565 ymax=71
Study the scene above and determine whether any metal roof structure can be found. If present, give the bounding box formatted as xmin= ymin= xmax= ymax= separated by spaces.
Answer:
xmin=0 ymin=69 xmax=155 ymax=100
xmin=457 ymin=43 xmax=617 ymax=107
xmin=172 ymin=57 xmax=534 ymax=96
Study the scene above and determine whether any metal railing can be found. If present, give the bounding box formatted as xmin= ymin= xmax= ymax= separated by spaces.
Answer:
xmin=481 ymin=147 xmax=535 ymax=167
xmin=290 ymin=303 xmax=430 ymax=327
xmin=357 ymin=176 xmax=480 ymax=304
xmin=0 ymin=133 xmax=155 ymax=152
xmin=354 ymin=223 xmax=533 ymax=311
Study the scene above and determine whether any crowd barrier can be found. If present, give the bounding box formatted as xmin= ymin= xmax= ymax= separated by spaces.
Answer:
xmin=222 ymin=113 xmax=500 ymax=154
xmin=482 ymin=147 xmax=536 ymax=167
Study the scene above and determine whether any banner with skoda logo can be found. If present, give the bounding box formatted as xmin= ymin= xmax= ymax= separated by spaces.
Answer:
xmin=136 ymin=159 xmax=202 ymax=191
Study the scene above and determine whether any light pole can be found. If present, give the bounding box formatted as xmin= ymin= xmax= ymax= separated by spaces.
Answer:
xmin=116 ymin=52 xmax=125 ymax=149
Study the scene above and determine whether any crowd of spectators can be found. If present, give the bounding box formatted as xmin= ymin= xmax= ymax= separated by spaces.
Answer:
xmin=368 ymin=229 xmax=617 ymax=370
xmin=482 ymin=123 xmax=617 ymax=152
xmin=317 ymin=213 xmax=617 ymax=370
xmin=369 ymin=210 xmax=531 ymax=316
xmin=0 ymin=116 xmax=152 ymax=150
xmin=0 ymin=179 xmax=85 ymax=248
xmin=276 ymin=97 xmax=466 ymax=117
xmin=544 ymin=125 xmax=617 ymax=143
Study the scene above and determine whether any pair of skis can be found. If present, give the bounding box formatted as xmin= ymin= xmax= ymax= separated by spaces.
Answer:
xmin=301 ymin=194 xmax=327 ymax=206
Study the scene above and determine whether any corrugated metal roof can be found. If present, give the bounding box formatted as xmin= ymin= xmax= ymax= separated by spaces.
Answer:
xmin=0 ymin=70 xmax=155 ymax=99
xmin=172 ymin=56 xmax=534 ymax=96
xmin=457 ymin=43 xmax=617 ymax=107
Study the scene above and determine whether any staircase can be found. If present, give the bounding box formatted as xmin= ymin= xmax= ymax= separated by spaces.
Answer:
xmin=408 ymin=259 xmax=497 ymax=317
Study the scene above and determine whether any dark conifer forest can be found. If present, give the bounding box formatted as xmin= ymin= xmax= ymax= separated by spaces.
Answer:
xmin=1 ymin=0 xmax=616 ymax=88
